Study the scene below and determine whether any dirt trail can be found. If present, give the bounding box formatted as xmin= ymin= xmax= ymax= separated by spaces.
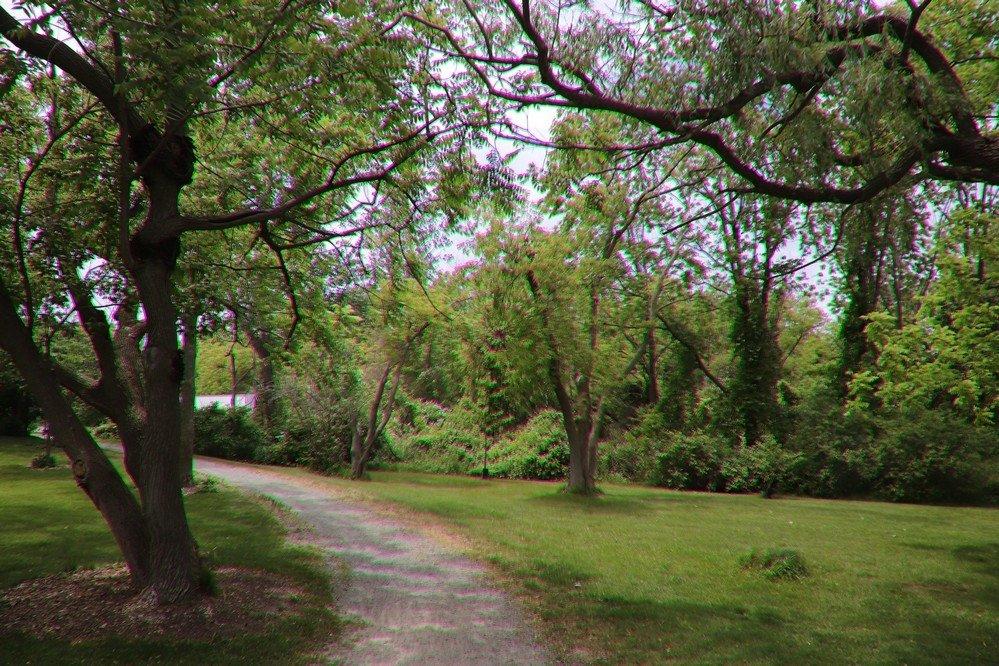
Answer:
xmin=195 ymin=457 xmax=550 ymax=665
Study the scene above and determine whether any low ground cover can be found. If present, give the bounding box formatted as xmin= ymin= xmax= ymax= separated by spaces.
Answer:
xmin=295 ymin=468 xmax=998 ymax=664
xmin=0 ymin=438 xmax=338 ymax=664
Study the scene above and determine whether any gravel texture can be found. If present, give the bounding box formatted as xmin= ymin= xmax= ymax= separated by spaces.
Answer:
xmin=195 ymin=457 xmax=550 ymax=665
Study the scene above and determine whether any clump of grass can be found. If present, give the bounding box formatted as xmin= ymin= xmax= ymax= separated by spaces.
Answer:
xmin=739 ymin=548 xmax=808 ymax=580
xmin=29 ymin=452 xmax=58 ymax=469
xmin=194 ymin=473 xmax=222 ymax=493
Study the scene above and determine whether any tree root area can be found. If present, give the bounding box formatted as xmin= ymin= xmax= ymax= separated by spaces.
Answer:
xmin=0 ymin=564 xmax=304 ymax=643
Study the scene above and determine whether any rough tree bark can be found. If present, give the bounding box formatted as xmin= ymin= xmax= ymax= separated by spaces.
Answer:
xmin=125 ymin=135 xmax=207 ymax=602
xmin=0 ymin=282 xmax=151 ymax=585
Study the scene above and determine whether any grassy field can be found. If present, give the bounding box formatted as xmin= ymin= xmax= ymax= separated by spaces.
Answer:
xmin=293 ymin=468 xmax=998 ymax=665
xmin=0 ymin=438 xmax=338 ymax=664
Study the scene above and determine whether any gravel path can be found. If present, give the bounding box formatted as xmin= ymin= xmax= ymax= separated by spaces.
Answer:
xmin=194 ymin=457 xmax=550 ymax=665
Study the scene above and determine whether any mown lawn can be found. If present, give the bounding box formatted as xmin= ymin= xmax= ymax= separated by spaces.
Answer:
xmin=294 ymin=468 xmax=998 ymax=665
xmin=0 ymin=438 xmax=338 ymax=665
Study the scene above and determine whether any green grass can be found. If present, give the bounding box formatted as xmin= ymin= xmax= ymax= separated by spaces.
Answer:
xmin=0 ymin=438 xmax=338 ymax=664
xmin=293 ymin=468 xmax=998 ymax=665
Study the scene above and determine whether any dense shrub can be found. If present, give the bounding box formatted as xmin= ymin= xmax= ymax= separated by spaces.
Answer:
xmin=490 ymin=410 xmax=569 ymax=480
xmin=193 ymin=405 xmax=269 ymax=462
xmin=90 ymin=420 xmax=120 ymax=442
xmin=392 ymin=407 xmax=570 ymax=480
xmin=0 ymin=360 xmax=39 ymax=436
xmin=866 ymin=409 xmax=997 ymax=503
xmin=601 ymin=408 xmax=671 ymax=483
xmin=282 ymin=416 xmax=353 ymax=473
xmin=722 ymin=436 xmax=806 ymax=497
xmin=30 ymin=451 xmax=58 ymax=469
xmin=395 ymin=395 xmax=447 ymax=431
xmin=651 ymin=432 xmax=728 ymax=491
xmin=403 ymin=429 xmax=482 ymax=474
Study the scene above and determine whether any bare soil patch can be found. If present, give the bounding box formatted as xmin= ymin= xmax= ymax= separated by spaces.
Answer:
xmin=0 ymin=564 xmax=306 ymax=643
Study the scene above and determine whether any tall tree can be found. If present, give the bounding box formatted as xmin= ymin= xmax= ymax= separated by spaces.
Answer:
xmin=0 ymin=1 xmax=453 ymax=603
xmin=419 ymin=0 xmax=998 ymax=202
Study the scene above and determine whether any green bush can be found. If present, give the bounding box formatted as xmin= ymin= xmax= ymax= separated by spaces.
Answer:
xmin=395 ymin=396 xmax=447 ymax=431
xmin=722 ymin=436 xmax=805 ymax=497
xmin=490 ymin=409 xmax=569 ymax=480
xmin=601 ymin=408 xmax=672 ymax=483
xmin=283 ymin=418 xmax=352 ymax=473
xmin=391 ymin=401 xmax=485 ymax=475
xmin=740 ymin=547 xmax=808 ymax=580
xmin=401 ymin=428 xmax=482 ymax=474
xmin=90 ymin=420 xmax=120 ymax=441
xmin=868 ymin=409 xmax=997 ymax=503
xmin=0 ymin=359 xmax=39 ymax=437
xmin=29 ymin=451 xmax=58 ymax=469
xmin=651 ymin=432 xmax=728 ymax=491
xmin=193 ymin=405 xmax=269 ymax=462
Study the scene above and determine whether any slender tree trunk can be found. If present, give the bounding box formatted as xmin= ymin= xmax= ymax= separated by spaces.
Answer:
xmin=178 ymin=314 xmax=197 ymax=486
xmin=350 ymin=362 xmax=403 ymax=479
xmin=246 ymin=328 xmax=278 ymax=432
xmin=229 ymin=346 xmax=238 ymax=408
xmin=349 ymin=414 xmax=365 ymax=479
xmin=645 ymin=326 xmax=659 ymax=404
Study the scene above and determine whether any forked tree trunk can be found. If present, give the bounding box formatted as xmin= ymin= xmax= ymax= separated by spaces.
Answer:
xmin=350 ymin=324 xmax=426 ymax=480
xmin=350 ymin=362 xmax=403 ymax=480
xmin=0 ymin=283 xmax=151 ymax=585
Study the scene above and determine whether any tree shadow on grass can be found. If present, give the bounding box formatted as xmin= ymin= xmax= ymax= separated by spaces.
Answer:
xmin=0 ymin=504 xmax=119 ymax=589
xmin=540 ymin=590 xmax=822 ymax=664
xmin=526 ymin=492 xmax=658 ymax=516
xmin=856 ymin=540 xmax=998 ymax=663
xmin=903 ymin=540 xmax=999 ymax=579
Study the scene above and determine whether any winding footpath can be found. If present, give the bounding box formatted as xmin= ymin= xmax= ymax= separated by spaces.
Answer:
xmin=194 ymin=456 xmax=550 ymax=665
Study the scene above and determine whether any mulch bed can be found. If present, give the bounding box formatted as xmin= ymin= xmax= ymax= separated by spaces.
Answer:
xmin=0 ymin=564 xmax=307 ymax=643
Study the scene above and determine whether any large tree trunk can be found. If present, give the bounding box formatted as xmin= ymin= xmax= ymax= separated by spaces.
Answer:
xmin=566 ymin=436 xmax=589 ymax=492
xmin=125 ymin=138 xmax=207 ymax=603
xmin=565 ymin=428 xmax=598 ymax=495
xmin=0 ymin=283 xmax=151 ymax=585
xmin=178 ymin=314 xmax=197 ymax=486
xmin=130 ymin=239 xmax=205 ymax=604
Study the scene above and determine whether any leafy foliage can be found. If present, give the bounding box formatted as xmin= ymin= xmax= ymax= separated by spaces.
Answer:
xmin=0 ymin=356 xmax=39 ymax=437
xmin=193 ymin=406 xmax=268 ymax=463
